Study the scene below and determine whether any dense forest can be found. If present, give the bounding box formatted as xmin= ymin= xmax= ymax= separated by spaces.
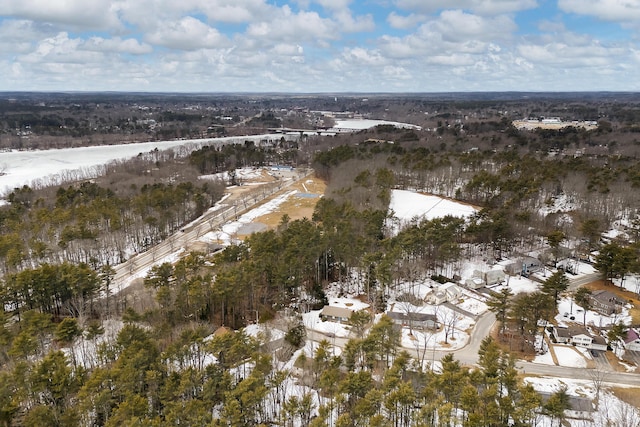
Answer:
xmin=1 ymin=95 xmax=640 ymax=425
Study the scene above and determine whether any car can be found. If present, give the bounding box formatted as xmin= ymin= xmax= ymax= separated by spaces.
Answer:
xmin=590 ymin=350 xmax=599 ymax=358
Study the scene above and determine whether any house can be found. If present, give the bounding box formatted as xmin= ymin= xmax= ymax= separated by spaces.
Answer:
xmin=427 ymin=282 xmax=461 ymax=305
xmin=469 ymin=268 xmax=506 ymax=287
xmin=505 ymin=257 xmax=543 ymax=276
xmin=589 ymin=290 xmax=626 ymax=315
xmin=320 ymin=306 xmax=353 ymax=324
xmin=551 ymin=326 xmax=607 ymax=350
xmin=551 ymin=326 xmax=574 ymax=344
xmin=539 ymin=393 xmax=595 ymax=420
xmin=590 ymin=335 xmax=608 ymax=351
xmin=571 ymin=331 xmax=593 ymax=347
xmin=387 ymin=311 xmax=439 ymax=330
xmin=624 ymin=329 xmax=640 ymax=351
xmin=464 ymin=277 xmax=484 ymax=290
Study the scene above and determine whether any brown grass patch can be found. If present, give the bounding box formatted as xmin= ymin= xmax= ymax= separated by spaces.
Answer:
xmin=490 ymin=326 xmax=538 ymax=362
xmin=584 ymin=280 xmax=640 ymax=324
xmin=254 ymin=177 xmax=327 ymax=228
xmin=610 ymin=387 xmax=640 ymax=409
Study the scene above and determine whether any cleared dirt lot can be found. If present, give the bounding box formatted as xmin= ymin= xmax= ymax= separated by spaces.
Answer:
xmin=224 ymin=168 xmax=326 ymax=235
xmin=254 ymin=176 xmax=326 ymax=227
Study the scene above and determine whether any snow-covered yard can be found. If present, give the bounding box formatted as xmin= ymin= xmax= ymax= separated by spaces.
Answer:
xmin=554 ymin=345 xmax=589 ymax=368
xmin=555 ymin=297 xmax=632 ymax=329
xmin=524 ymin=376 xmax=640 ymax=427
xmin=386 ymin=189 xmax=478 ymax=235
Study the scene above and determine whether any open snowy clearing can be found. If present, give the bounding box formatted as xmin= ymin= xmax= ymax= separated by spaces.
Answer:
xmin=330 ymin=119 xmax=421 ymax=131
xmin=386 ymin=189 xmax=478 ymax=235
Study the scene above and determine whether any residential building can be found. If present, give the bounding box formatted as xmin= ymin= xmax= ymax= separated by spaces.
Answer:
xmin=427 ymin=282 xmax=461 ymax=305
xmin=589 ymin=290 xmax=626 ymax=315
xmin=387 ymin=311 xmax=439 ymax=330
xmin=551 ymin=325 xmax=607 ymax=350
xmin=320 ymin=306 xmax=353 ymax=324
xmin=624 ymin=329 xmax=640 ymax=351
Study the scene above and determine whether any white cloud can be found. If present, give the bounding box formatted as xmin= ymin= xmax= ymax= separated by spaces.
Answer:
xmin=315 ymin=0 xmax=352 ymax=11
xmin=197 ymin=0 xmax=274 ymax=23
xmin=517 ymin=41 xmax=626 ymax=68
xmin=430 ymin=10 xmax=516 ymax=42
xmin=382 ymin=65 xmax=412 ymax=80
xmin=558 ymin=0 xmax=640 ymax=22
xmin=340 ymin=47 xmax=387 ymax=66
xmin=82 ymin=37 xmax=153 ymax=55
xmin=145 ymin=17 xmax=228 ymax=50
xmin=246 ymin=7 xmax=337 ymax=42
xmin=377 ymin=11 xmax=512 ymax=59
xmin=387 ymin=12 xmax=426 ymax=29
xmin=0 ymin=0 xmax=122 ymax=30
xmin=0 ymin=20 xmax=53 ymax=54
xmin=334 ymin=10 xmax=375 ymax=32
xmin=394 ymin=0 xmax=538 ymax=15
xmin=18 ymin=33 xmax=101 ymax=64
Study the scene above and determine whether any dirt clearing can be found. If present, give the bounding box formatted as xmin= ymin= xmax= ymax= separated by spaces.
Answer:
xmin=254 ymin=176 xmax=326 ymax=227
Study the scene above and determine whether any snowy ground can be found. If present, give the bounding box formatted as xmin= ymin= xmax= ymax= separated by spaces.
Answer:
xmin=199 ymin=167 xmax=273 ymax=184
xmin=0 ymin=134 xmax=292 ymax=197
xmin=524 ymin=376 xmax=640 ymax=427
xmin=555 ymin=296 xmax=632 ymax=329
xmin=330 ymin=119 xmax=421 ymax=131
xmin=200 ymin=190 xmax=298 ymax=245
xmin=553 ymin=346 xmax=589 ymax=368
xmin=302 ymin=297 xmax=369 ymax=339
xmin=386 ymin=189 xmax=478 ymax=235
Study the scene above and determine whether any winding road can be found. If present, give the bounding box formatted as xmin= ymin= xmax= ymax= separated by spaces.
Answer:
xmin=307 ymin=271 xmax=640 ymax=387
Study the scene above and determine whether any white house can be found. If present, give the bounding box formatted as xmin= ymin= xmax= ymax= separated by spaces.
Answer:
xmin=552 ymin=326 xmax=607 ymax=350
xmin=428 ymin=282 xmax=461 ymax=305
xmin=572 ymin=332 xmax=593 ymax=348
xmin=464 ymin=277 xmax=484 ymax=290
xmin=590 ymin=335 xmax=608 ymax=351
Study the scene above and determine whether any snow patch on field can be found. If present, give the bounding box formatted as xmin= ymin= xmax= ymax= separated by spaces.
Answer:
xmin=554 ymin=346 xmax=588 ymax=368
xmin=330 ymin=119 xmax=421 ymax=131
xmin=386 ymin=189 xmax=478 ymax=235
xmin=201 ymin=190 xmax=297 ymax=245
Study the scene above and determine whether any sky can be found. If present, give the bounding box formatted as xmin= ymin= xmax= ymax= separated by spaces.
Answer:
xmin=1 ymin=0 xmax=639 ymax=93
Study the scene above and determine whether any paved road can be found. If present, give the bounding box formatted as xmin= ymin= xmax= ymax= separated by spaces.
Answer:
xmin=514 ymin=361 xmax=640 ymax=386
xmin=567 ymin=272 xmax=602 ymax=290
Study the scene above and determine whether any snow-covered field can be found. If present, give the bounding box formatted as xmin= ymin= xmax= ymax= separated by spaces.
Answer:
xmin=330 ymin=119 xmax=421 ymax=132
xmin=386 ymin=189 xmax=478 ymax=235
